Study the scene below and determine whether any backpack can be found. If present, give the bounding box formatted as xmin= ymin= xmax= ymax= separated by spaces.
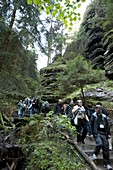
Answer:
xmin=44 ymin=101 xmax=50 ymax=109
xmin=42 ymin=101 xmax=50 ymax=113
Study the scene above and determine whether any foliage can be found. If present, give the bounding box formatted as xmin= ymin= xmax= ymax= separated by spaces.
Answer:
xmin=103 ymin=0 xmax=113 ymax=31
xmin=27 ymin=0 xmax=86 ymax=29
xmin=0 ymin=27 xmax=41 ymax=114
xmin=59 ymin=55 xmax=106 ymax=101
xmin=0 ymin=0 xmax=44 ymax=113
xmin=64 ymin=24 xmax=87 ymax=61
xmin=39 ymin=17 xmax=67 ymax=65
xmin=19 ymin=114 xmax=86 ymax=170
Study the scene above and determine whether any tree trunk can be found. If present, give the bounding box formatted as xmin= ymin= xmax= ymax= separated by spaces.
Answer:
xmin=4 ymin=7 xmax=16 ymax=50
xmin=59 ymin=129 xmax=100 ymax=170
xmin=9 ymin=8 xmax=16 ymax=29
xmin=47 ymin=18 xmax=53 ymax=66
xmin=67 ymin=139 xmax=100 ymax=170
xmin=80 ymin=86 xmax=86 ymax=105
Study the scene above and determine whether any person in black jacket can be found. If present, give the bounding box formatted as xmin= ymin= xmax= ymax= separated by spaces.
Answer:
xmin=96 ymin=102 xmax=112 ymax=151
xmin=65 ymin=98 xmax=74 ymax=119
xmin=54 ymin=99 xmax=64 ymax=114
xmin=89 ymin=103 xmax=112 ymax=170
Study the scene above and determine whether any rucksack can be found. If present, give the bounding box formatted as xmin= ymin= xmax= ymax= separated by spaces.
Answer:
xmin=44 ymin=102 xmax=50 ymax=109
xmin=41 ymin=101 xmax=50 ymax=113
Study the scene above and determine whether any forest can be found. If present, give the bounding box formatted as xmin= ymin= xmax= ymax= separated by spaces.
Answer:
xmin=1 ymin=0 xmax=113 ymax=169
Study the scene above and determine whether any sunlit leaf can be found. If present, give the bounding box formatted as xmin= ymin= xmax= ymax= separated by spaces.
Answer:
xmin=78 ymin=4 xmax=81 ymax=8
xmin=64 ymin=19 xmax=68 ymax=25
xmin=66 ymin=0 xmax=70 ymax=4
xmin=73 ymin=16 xmax=77 ymax=21
xmin=78 ymin=13 xmax=81 ymax=16
xmin=33 ymin=0 xmax=42 ymax=4
xmin=26 ymin=0 xmax=87 ymax=28
xmin=27 ymin=0 xmax=32 ymax=4
xmin=78 ymin=17 xmax=81 ymax=20
xmin=70 ymin=22 xmax=73 ymax=26
xmin=73 ymin=6 xmax=77 ymax=10
xmin=69 ymin=27 xmax=72 ymax=30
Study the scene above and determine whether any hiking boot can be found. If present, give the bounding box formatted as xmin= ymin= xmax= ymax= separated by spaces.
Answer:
xmin=109 ymin=149 xmax=112 ymax=151
xmin=92 ymin=153 xmax=97 ymax=160
xmin=82 ymin=140 xmax=85 ymax=144
xmin=104 ymin=164 xmax=113 ymax=170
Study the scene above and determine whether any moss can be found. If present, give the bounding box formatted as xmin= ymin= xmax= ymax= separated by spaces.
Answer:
xmin=103 ymin=35 xmax=113 ymax=47
xmin=108 ymin=42 xmax=113 ymax=51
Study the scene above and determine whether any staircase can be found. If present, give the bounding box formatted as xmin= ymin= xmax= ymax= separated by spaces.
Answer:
xmin=82 ymin=135 xmax=113 ymax=170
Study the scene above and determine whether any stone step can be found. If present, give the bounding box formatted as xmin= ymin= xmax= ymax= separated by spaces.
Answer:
xmin=89 ymin=155 xmax=113 ymax=166
xmin=97 ymin=164 xmax=113 ymax=170
xmin=85 ymin=135 xmax=95 ymax=142
xmin=84 ymin=149 xmax=113 ymax=156
xmin=83 ymin=134 xmax=113 ymax=170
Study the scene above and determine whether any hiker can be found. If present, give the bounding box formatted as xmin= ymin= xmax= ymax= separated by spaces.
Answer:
xmin=86 ymin=103 xmax=95 ymax=136
xmin=17 ymin=100 xmax=23 ymax=118
xmin=65 ymin=98 xmax=74 ymax=119
xmin=28 ymin=97 xmax=34 ymax=116
xmin=23 ymin=97 xmax=30 ymax=108
xmin=17 ymin=100 xmax=26 ymax=118
xmin=32 ymin=98 xmax=42 ymax=115
xmin=86 ymin=103 xmax=95 ymax=121
xmin=54 ymin=99 xmax=64 ymax=114
xmin=72 ymin=99 xmax=89 ymax=144
xmin=23 ymin=97 xmax=31 ymax=116
xmin=96 ymin=102 xmax=112 ymax=151
xmin=42 ymin=100 xmax=50 ymax=117
xmin=89 ymin=103 xmax=112 ymax=170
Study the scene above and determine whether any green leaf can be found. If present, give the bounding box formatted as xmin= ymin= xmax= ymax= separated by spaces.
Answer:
xmin=70 ymin=22 xmax=73 ymax=26
xmin=69 ymin=27 xmax=72 ymax=30
xmin=81 ymin=0 xmax=86 ymax=2
xmin=73 ymin=16 xmax=77 ymax=21
xmin=78 ymin=3 xmax=81 ymax=8
xmin=64 ymin=20 xmax=68 ymax=26
xmin=27 ymin=0 xmax=32 ymax=4
xmin=66 ymin=0 xmax=70 ymax=4
xmin=33 ymin=0 xmax=42 ymax=5
xmin=78 ymin=13 xmax=81 ymax=16
xmin=73 ymin=6 xmax=77 ymax=10
xmin=78 ymin=17 xmax=81 ymax=20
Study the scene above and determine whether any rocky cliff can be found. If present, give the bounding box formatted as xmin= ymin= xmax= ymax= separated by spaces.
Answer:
xmin=40 ymin=59 xmax=66 ymax=103
xmin=40 ymin=0 xmax=113 ymax=102
xmin=78 ymin=0 xmax=113 ymax=78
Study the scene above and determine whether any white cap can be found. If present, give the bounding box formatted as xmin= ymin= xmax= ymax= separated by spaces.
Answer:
xmin=96 ymin=104 xmax=102 ymax=108
xmin=77 ymin=100 xmax=82 ymax=103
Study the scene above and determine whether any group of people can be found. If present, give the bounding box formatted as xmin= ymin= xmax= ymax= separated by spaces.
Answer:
xmin=17 ymin=97 xmax=113 ymax=170
xmin=53 ymin=98 xmax=113 ymax=170
xmin=17 ymin=97 xmax=50 ymax=118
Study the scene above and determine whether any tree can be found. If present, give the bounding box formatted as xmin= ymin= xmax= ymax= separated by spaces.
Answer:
xmin=60 ymin=55 xmax=106 ymax=104
xmin=27 ymin=0 xmax=86 ymax=28
xmin=0 ymin=0 xmax=43 ymax=99
xmin=39 ymin=16 xmax=66 ymax=66
xmin=103 ymin=0 xmax=113 ymax=31
xmin=0 ymin=0 xmax=44 ymax=49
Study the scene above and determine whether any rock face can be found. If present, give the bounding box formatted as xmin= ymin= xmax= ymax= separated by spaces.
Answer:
xmin=81 ymin=0 xmax=113 ymax=79
xmin=40 ymin=61 xmax=66 ymax=104
xmin=84 ymin=88 xmax=113 ymax=102
xmin=64 ymin=0 xmax=113 ymax=79
xmin=40 ymin=0 xmax=113 ymax=102
xmin=103 ymin=30 xmax=113 ymax=78
xmin=81 ymin=1 xmax=106 ymax=69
